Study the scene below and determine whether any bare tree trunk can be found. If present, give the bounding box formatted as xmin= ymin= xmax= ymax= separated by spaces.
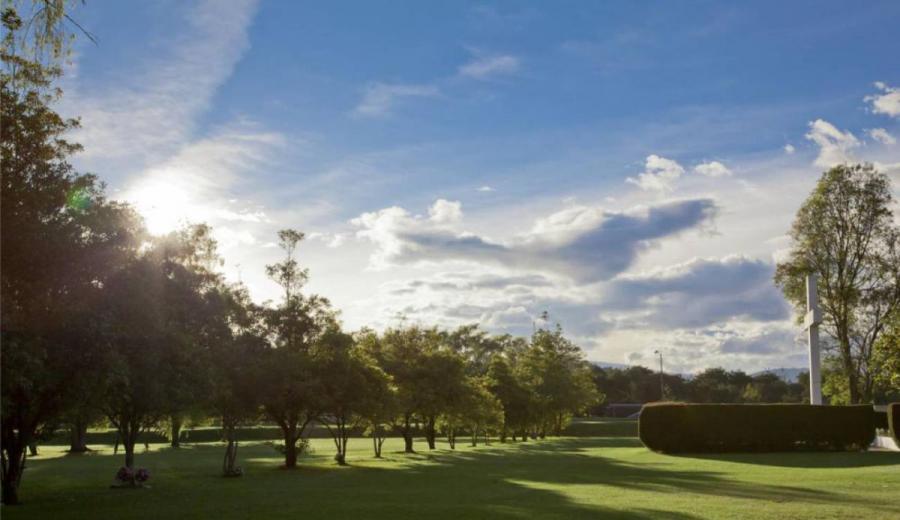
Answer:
xmin=170 ymin=416 xmax=182 ymax=448
xmin=283 ymin=429 xmax=298 ymax=469
xmin=425 ymin=416 xmax=436 ymax=450
xmin=1 ymin=442 xmax=26 ymax=505
xmin=403 ymin=432 xmax=414 ymax=453
xmin=124 ymin=441 xmax=135 ymax=469
xmin=69 ymin=420 xmax=89 ymax=453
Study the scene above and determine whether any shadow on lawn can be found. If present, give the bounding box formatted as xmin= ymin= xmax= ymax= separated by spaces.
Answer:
xmin=359 ymin=437 xmax=898 ymax=517
xmin=670 ymin=450 xmax=900 ymax=469
xmin=13 ymin=438 xmax=899 ymax=519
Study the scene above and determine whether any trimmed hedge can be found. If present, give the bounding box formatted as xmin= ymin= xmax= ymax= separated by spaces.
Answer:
xmin=874 ymin=410 xmax=888 ymax=431
xmin=890 ymin=403 xmax=900 ymax=444
xmin=639 ymin=403 xmax=874 ymax=453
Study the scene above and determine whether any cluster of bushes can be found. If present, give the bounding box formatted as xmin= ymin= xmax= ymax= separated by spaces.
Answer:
xmin=639 ymin=403 xmax=875 ymax=453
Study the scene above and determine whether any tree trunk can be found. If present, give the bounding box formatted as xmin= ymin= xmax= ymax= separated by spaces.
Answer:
xmin=1 ymin=443 xmax=26 ymax=505
xmin=425 ymin=416 xmax=436 ymax=450
xmin=403 ymin=432 xmax=414 ymax=453
xmin=223 ymin=422 xmax=239 ymax=475
xmin=471 ymin=426 xmax=478 ymax=447
xmin=69 ymin=421 xmax=89 ymax=453
xmin=27 ymin=443 xmax=38 ymax=456
xmin=283 ymin=430 xmax=298 ymax=469
xmin=124 ymin=441 xmax=135 ymax=469
xmin=170 ymin=416 xmax=182 ymax=448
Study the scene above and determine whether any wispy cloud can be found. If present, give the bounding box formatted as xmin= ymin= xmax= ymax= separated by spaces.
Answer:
xmin=868 ymin=128 xmax=896 ymax=145
xmin=352 ymin=82 xmax=440 ymax=118
xmin=66 ymin=0 xmax=260 ymax=172
xmin=458 ymin=52 xmax=520 ymax=80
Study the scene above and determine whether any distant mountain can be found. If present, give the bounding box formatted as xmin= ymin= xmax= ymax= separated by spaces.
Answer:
xmin=752 ymin=367 xmax=806 ymax=383
xmin=592 ymin=361 xmax=631 ymax=369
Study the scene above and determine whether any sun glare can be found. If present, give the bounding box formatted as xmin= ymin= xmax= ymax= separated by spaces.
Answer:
xmin=126 ymin=180 xmax=195 ymax=236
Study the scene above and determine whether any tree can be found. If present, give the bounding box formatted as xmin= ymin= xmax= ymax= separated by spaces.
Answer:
xmin=465 ymin=379 xmax=503 ymax=447
xmin=98 ymin=256 xmax=172 ymax=470
xmin=315 ymin=328 xmax=391 ymax=465
xmin=519 ymin=326 xmax=600 ymax=437
xmin=355 ymin=330 xmax=398 ymax=458
xmin=418 ymin=347 xmax=469 ymax=450
xmin=486 ymin=356 xmax=532 ymax=442
xmin=776 ymin=164 xmax=900 ymax=403
xmin=871 ymin=312 xmax=900 ymax=402
xmin=363 ymin=326 xmax=436 ymax=453
xmin=204 ymin=283 xmax=265 ymax=476
xmin=259 ymin=230 xmax=333 ymax=469
xmin=1 ymin=3 xmax=140 ymax=503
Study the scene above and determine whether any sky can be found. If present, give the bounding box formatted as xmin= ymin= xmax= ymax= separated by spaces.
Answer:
xmin=59 ymin=0 xmax=900 ymax=374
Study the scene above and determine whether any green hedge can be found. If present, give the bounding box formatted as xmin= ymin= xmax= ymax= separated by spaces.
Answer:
xmin=890 ymin=403 xmax=900 ymax=444
xmin=639 ymin=403 xmax=874 ymax=453
xmin=874 ymin=410 xmax=888 ymax=431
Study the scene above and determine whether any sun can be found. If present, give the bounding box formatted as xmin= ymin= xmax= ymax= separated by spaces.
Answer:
xmin=125 ymin=179 xmax=195 ymax=236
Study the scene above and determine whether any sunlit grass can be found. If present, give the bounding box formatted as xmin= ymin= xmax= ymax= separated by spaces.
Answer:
xmin=4 ymin=430 xmax=899 ymax=519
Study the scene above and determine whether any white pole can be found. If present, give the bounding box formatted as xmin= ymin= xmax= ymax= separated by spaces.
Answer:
xmin=805 ymin=274 xmax=823 ymax=405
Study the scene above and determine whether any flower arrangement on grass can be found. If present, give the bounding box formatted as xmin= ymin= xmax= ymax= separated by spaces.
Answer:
xmin=112 ymin=466 xmax=150 ymax=488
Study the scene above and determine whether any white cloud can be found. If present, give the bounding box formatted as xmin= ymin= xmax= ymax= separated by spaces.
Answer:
xmin=693 ymin=160 xmax=733 ymax=178
xmin=428 ymin=199 xmax=463 ymax=224
xmin=868 ymin=128 xmax=896 ymax=145
xmin=458 ymin=53 xmax=520 ymax=80
xmin=784 ymin=144 xmax=796 ymax=154
xmin=865 ymin=82 xmax=900 ymax=118
xmin=626 ymin=154 xmax=685 ymax=192
xmin=352 ymin=198 xmax=718 ymax=282
xmin=805 ymin=119 xmax=860 ymax=168
xmin=477 ymin=185 xmax=495 ymax=192
xmin=353 ymin=82 xmax=440 ymax=117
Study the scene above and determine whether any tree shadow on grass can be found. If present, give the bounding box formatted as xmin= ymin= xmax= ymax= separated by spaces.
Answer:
xmin=363 ymin=437 xmax=899 ymax=517
xmin=11 ymin=438 xmax=900 ymax=520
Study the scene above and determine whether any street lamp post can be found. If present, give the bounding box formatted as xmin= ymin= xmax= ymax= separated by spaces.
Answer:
xmin=653 ymin=350 xmax=664 ymax=401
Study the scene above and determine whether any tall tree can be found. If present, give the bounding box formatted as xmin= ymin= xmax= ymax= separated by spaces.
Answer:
xmin=259 ymin=230 xmax=333 ymax=468
xmin=1 ymin=2 xmax=140 ymax=504
xmin=776 ymin=164 xmax=900 ymax=403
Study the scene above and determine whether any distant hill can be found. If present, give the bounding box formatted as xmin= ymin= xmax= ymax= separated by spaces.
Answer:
xmin=592 ymin=361 xmax=631 ymax=369
xmin=752 ymin=367 xmax=806 ymax=383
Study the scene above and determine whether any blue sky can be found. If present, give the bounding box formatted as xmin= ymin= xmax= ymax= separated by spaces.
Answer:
xmin=61 ymin=1 xmax=900 ymax=373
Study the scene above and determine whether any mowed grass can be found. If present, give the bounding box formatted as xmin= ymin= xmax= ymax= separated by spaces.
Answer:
xmin=4 ymin=424 xmax=899 ymax=519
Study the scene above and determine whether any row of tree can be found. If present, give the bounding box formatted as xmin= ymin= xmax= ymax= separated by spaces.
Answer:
xmin=0 ymin=5 xmax=603 ymax=504
xmin=591 ymin=366 xmax=812 ymax=408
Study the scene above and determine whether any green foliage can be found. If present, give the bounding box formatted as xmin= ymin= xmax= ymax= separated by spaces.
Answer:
xmin=640 ymin=403 xmax=875 ymax=453
xmin=775 ymin=164 xmax=900 ymax=403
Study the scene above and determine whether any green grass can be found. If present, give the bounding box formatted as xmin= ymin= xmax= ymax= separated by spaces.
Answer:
xmin=5 ymin=424 xmax=899 ymax=519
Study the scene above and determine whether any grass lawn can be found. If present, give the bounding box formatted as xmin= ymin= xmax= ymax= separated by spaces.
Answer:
xmin=3 ymin=426 xmax=898 ymax=519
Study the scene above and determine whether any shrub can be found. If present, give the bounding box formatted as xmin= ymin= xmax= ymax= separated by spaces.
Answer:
xmin=639 ymin=403 xmax=874 ymax=453
xmin=889 ymin=403 xmax=900 ymax=444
